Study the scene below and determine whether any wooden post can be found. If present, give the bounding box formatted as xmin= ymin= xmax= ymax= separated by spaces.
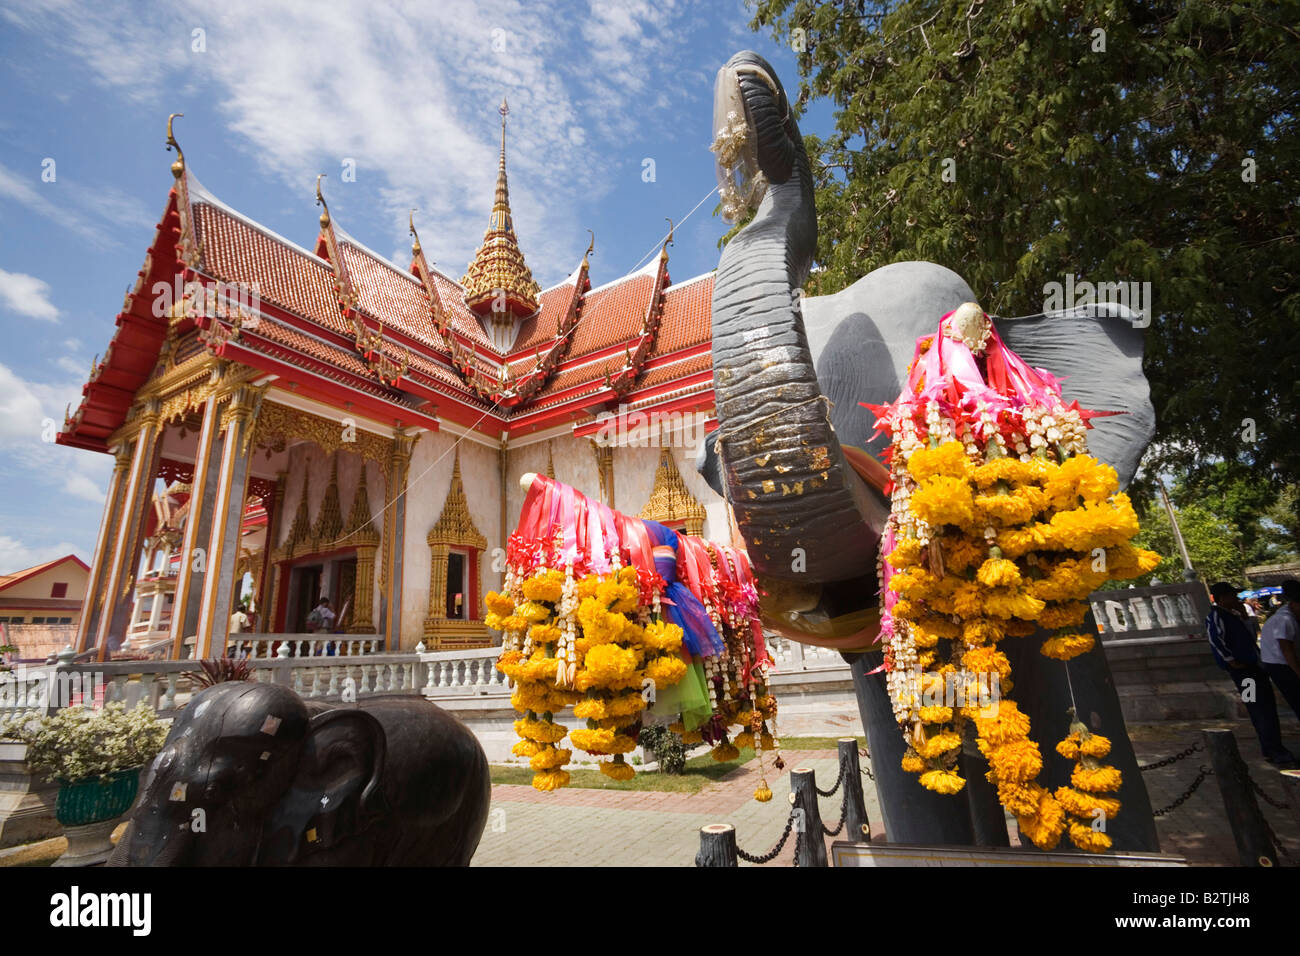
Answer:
xmin=1203 ymin=728 xmax=1278 ymax=866
xmin=1280 ymin=770 xmax=1300 ymax=835
xmin=791 ymin=767 xmax=828 ymax=867
xmin=838 ymin=738 xmax=870 ymax=842
xmin=695 ymin=823 xmax=738 ymax=867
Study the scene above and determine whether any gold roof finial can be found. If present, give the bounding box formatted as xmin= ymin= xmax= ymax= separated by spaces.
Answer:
xmin=582 ymin=229 xmax=595 ymax=269
xmin=315 ymin=174 xmax=330 ymax=230
xmin=663 ymin=217 xmax=675 ymax=255
xmin=409 ymin=208 xmax=422 ymax=257
xmin=461 ymin=94 xmax=540 ymax=320
xmin=166 ymin=112 xmax=185 ymax=179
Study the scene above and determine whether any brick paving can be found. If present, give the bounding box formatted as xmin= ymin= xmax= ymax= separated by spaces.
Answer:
xmin=473 ymin=719 xmax=1300 ymax=867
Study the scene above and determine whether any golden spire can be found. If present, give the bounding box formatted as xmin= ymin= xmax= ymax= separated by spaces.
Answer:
xmin=409 ymin=208 xmax=422 ymax=257
xmin=316 ymin=174 xmax=331 ymax=230
xmin=166 ymin=113 xmax=185 ymax=179
xmin=462 ymin=96 xmax=540 ymax=322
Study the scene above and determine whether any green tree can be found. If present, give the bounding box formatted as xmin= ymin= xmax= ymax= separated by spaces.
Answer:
xmin=1169 ymin=460 xmax=1299 ymax=567
xmin=1131 ymin=499 xmax=1246 ymax=586
xmin=749 ymin=0 xmax=1300 ymax=512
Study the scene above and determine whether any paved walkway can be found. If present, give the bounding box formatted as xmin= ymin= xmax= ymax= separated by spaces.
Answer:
xmin=474 ymin=719 xmax=1300 ymax=866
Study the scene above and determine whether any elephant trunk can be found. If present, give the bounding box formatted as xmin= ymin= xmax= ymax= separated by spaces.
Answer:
xmin=110 ymin=814 xmax=194 ymax=866
xmin=710 ymin=53 xmax=879 ymax=584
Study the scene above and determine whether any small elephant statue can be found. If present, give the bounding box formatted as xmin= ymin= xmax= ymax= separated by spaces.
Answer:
xmin=109 ymin=682 xmax=490 ymax=866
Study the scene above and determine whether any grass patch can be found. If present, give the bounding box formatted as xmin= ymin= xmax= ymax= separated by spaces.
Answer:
xmin=491 ymin=746 xmax=756 ymax=793
xmin=780 ymin=736 xmax=867 ymax=751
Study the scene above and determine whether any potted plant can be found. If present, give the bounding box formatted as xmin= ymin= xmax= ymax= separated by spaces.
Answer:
xmin=0 ymin=703 xmax=168 ymax=865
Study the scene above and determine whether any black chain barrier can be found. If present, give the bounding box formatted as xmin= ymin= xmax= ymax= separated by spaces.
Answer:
xmin=1139 ymin=740 xmax=1202 ymax=772
xmin=859 ymin=746 xmax=874 ymax=781
xmin=817 ymin=760 xmax=846 ymax=797
xmin=735 ymin=753 xmax=859 ymax=863
xmin=1228 ymin=748 xmax=1292 ymax=860
xmin=735 ymin=807 xmax=797 ymax=865
xmin=822 ymin=790 xmax=848 ymax=837
xmin=1152 ymin=766 xmax=1213 ymax=817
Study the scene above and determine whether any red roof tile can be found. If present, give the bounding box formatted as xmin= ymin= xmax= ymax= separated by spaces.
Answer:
xmin=566 ymin=274 xmax=655 ymax=358
xmin=650 ymin=273 xmax=713 ymax=357
xmin=193 ymin=203 xmax=347 ymax=335
xmin=339 ymin=241 xmax=444 ymax=352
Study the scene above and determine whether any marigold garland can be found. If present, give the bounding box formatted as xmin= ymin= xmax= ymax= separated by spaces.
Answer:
xmin=493 ymin=485 xmax=777 ymax=800
xmin=868 ymin=304 xmax=1159 ymax=850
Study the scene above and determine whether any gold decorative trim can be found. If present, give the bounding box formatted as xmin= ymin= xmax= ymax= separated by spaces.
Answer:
xmin=253 ymin=400 xmax=393 ymax=475
xmin=426 ymin=450 xmax=487 ymax=549
xmin=640 ymin=446 xmax=705 ymax=535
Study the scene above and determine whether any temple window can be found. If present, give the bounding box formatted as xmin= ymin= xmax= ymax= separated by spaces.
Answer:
xmin=446 ymin=550 xmax=467 ymax=620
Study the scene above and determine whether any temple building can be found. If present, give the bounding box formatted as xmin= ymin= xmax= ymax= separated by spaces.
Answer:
xmin=59 ymin=107 xmax=724 ymax=661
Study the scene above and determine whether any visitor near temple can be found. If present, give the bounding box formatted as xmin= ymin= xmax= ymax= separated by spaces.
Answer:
xmin=1260 ymin=579 xmax=1300 ymax=722
xmin=1206 ymin=582 xmax=1296 ymax=766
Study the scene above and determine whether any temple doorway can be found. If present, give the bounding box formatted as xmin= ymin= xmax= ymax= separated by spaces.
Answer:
xmin=291 ymin=564 xmax=322 ymax=632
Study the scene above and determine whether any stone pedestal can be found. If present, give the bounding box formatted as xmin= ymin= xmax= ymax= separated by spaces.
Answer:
xmin=0 ymin=742 xmax=59 ymax=850
xmin=53 ymin=818 xmax=122 ymax=867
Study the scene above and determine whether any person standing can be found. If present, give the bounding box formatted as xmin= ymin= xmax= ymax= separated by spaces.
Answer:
xmin=306 ymin=597 xmax=335 ymax=634
xmin=1261 ymin=580 xmax=1300 ymax=723
xmin=1206 ymin=581 xmax=1296 ymax=767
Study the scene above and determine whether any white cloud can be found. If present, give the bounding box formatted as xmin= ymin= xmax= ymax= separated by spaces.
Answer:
xmin=0 ymin=163 xmax=115 ymax=247
xmin=0 ymin=535 xmax=89 ymax=573
xmin=56 ymin=355 xmax=87 ymax=376
xmin=0 ymin=361 xmax=110 ymax=500
xmin=1 ymin=0 xmax=722 ymax=285
xmin=0 ymin=268 xmax=59 ymax=321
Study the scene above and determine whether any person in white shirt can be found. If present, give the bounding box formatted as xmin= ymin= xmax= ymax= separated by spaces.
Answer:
xmin=229 ymin=605 xmax=251 ymax=634
xmin=1260 ymin=579 xmax=1300 ymax=722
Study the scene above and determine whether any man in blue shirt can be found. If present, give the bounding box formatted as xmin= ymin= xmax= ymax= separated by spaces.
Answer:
xmin=1206 ymin=581 xmax=1296 ymax=766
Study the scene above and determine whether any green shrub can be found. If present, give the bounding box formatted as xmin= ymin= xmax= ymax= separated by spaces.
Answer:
xmin=639 ymin=724 xmax=687 ymax=775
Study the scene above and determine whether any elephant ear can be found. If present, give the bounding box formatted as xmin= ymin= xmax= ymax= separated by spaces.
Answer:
xmin=992 ymin=304 xmax=1155 ymax=488
xmin=258 ymin=709 xmax=388 ymax=863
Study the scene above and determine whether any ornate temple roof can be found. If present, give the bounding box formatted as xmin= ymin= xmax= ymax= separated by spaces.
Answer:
xmin=460 ymin=99 xmax=541 ymax=327
xmin=57 ymin=112 xmax=717 ymax=454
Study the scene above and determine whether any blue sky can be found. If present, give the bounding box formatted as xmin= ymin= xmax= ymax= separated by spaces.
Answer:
xmin=0 ymin=0 xmax=833 ymax=572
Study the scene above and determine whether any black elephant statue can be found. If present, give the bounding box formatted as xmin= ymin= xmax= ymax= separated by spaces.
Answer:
xmin=701 ymin=51 xmax=1159 ymax=850
xmin=109 ymin=682 xmax=490 ymax=866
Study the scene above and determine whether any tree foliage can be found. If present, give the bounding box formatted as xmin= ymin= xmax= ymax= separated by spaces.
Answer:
xmin=748 ymin=0 xmax=1300 ymax=508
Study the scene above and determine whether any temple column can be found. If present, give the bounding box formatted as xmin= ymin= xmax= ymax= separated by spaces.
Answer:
xmin=498 ymin=436 xmax=509 ymax=557
xmin=77 ymin=444 xmax=132 ymax=652
xmin=169 ymin=366 xmax=230 ymax=658
xmin=424 ymin=543 xmax=449 ymax=641
xmin=349 ymin=544 xmax=378 ymax=633
xmin=193 ymin=385 xmax=262 ymax=659
xmin=147 ymin=586 xmax=165 ymax=633
xmin=95 ymin=401 xmax=162 ymax=661
xmin=379 ymin=430 xmax=416 ymax=651
xmin=256 ymin=472 xmax=286 ymax=621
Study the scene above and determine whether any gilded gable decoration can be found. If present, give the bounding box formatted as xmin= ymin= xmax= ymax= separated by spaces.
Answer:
xmin=640 ymin=446 xmax=705 ymax=535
